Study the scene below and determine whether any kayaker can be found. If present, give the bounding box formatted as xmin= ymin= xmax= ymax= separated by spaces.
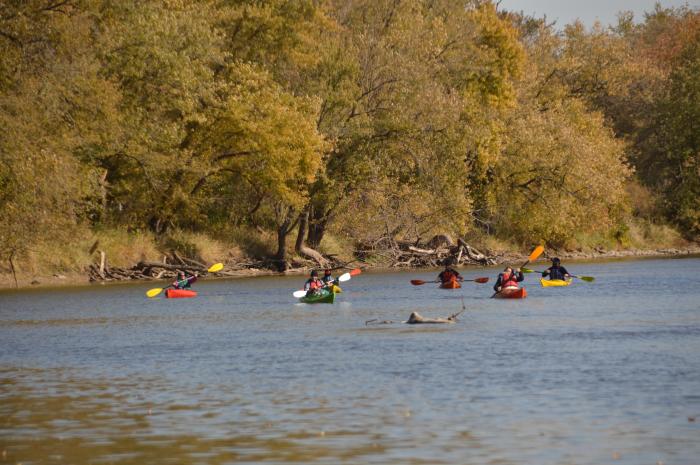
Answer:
xmin=437 ymin=261 xmax=462 ymax=285
xmin=321 ymin=269 xmax=335 ymax=286
xmin=493 ymin=266 xmax=524 ymax=292
xmin=542 ymin=257 xmax=570 ymax=280
xmin=172 ymin=270 xmax=198 ymax=289
xmin=304 ymin=270 xmax=324 ymax=295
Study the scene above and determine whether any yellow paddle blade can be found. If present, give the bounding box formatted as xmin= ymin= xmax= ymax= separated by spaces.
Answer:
xmin=207 ymin=263 xmax=224 ymax=273
xmin=146 ymin=287 xmax=163 ymax=298
xmin=528 ymin=245 xmax=545 ymax=262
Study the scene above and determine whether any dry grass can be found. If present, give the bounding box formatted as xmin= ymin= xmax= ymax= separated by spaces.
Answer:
xmin=626 ymin=219 xmax=687 ymax=249
xmin=316 ymin=232 xmax=355 ymax=261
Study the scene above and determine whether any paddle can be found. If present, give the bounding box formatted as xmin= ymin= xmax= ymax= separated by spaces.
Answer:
xmin=146 ymin=262 xmax=224 ymax=297
xmin=521 ymin=267 xmax=595 ymax=282
xmin=410 ymin=277 xmax=489 ymax=285
xmin=292 ymin=268 xmax=361 ymax=298
xmin=491 ymin=245 xmax=544 ymax=298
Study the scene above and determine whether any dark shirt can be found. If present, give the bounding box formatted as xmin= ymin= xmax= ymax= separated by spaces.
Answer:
xmin=542 ymin=265 xmax=569 ymax=280
xmin=493 ymin=270 xmax=524 ymax=291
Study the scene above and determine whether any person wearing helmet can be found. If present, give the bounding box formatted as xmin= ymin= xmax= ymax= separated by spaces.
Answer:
xmin=542 ymin=257 xmax=570 ymax=280
xmin=303 ymin=270 xmax=324 ymax=295
xmin=493 ymin=266 xmax=524 ymax=292
xmin=437 ymin=260 xmax=462 ymax=285
xmin=172 ymin=270 xmax=198 ymax=289
xmin=321 ymin=269 xmax=335 ymax=286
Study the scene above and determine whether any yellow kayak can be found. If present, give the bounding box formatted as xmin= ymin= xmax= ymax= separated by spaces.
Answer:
xmin=331 ymin=284 xmax=342 ymax=293
xmin=540 ymin=278 xmax=572 ymax=287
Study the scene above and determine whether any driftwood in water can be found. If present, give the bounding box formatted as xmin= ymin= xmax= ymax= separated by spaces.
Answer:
xmin=355 ymin=234 xmax=496 ymax=268
xmin=366 ymin=310 xmax=464 ymax=326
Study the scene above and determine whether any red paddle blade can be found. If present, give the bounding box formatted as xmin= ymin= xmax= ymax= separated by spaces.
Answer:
xmin=350 ymin=268 xmax=362 ymax=276
xmin=474 ymin=277 xmax=489 ymax=283
xmin=410 ymin=279 xmax=426 ymax=285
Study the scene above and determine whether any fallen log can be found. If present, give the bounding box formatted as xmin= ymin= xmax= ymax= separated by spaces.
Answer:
xmin=298 ymin=245 xmax=329 ymax=267
xmin=136 ymin=261 xmax=207 ymax=272
xmin=365 ymin=310 xmax=463 ymax=325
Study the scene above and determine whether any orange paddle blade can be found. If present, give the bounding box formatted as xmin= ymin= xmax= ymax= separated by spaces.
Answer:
xmin=528 ymin=245 xmax=545 ymax=262
xmin=474 ymin=277 xmax=489 ymax=283
xmin=350 ymin=268 xmax=362 ymax=276
xmin=410 ymin=279 xmax=427 ymax=285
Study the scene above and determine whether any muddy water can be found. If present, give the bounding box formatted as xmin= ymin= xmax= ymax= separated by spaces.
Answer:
xmin=1 ymin=257 xmax=699 ymax=464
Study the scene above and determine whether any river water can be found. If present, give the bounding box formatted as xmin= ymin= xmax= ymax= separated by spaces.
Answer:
xmin=1 ymin=257 xmax=699 ymax=465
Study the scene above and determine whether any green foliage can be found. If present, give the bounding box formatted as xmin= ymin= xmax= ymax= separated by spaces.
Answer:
xmin=646 ymin=33 xmax=700 ymax=235
xmin=0 ymin=0 xmax=695 ymax=276
xmin=492 ymin=97 xmax=631 ymax=247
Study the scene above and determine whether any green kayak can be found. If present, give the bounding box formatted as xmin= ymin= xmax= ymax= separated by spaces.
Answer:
xmin=299 ymin=288 xmax=335 ymax=304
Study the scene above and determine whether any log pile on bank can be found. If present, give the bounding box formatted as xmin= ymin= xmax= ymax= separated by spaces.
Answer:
xmin=86 ymin=249 xmax=352 ymax=283
xmin=86 ymin=251 xmax=266 ymax=282
xmin=355 ymin=235 xmax=496 ymax=267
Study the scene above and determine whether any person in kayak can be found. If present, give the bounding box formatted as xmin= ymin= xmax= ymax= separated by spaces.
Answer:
xmin=493 ymin=266 xmax=524 ymax=292
xmin=321 ymin=269 xmax=335 ymax=286
xmin=304 ymin=270 xmax=325 ymax=296
xmin=172 ymin=270 xmax=198 ymax=289
xmin=438 ymin=261 xmax=463 ymax=285
xmin=541 ymin=257 xmax=570 ymax=280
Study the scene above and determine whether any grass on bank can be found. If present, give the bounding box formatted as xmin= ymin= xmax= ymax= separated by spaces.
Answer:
xmin=0 ymin=217 xmax=693 ymax=281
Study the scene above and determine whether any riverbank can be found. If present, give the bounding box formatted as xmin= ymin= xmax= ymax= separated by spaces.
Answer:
xmin=2 ymin=245 xmax=698 ymax=291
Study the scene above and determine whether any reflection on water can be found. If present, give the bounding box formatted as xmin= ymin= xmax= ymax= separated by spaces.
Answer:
xmin=1 ymin=257 xmax=700 ymax=464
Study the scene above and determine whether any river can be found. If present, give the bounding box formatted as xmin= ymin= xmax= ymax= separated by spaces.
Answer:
xmin=1 ymin=257 xmax=699 ymax=464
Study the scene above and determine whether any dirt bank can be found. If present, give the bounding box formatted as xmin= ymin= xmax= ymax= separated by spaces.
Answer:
xmin=1 ymin=246 xmax=698 ymax=291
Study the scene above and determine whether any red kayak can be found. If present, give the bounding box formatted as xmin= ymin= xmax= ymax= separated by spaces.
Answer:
xmin=165 ymin=289 xmax=197 ymax=298
xmin=494 ymin=286 xmax=527 ymax=299
xmin=440 ymin=278 xmax=462 ymax=289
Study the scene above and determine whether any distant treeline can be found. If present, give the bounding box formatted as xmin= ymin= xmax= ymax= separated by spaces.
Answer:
xmin=1 ymin=1 xmax=698 ymax=270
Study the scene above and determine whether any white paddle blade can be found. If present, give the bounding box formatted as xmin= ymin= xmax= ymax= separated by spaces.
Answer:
xmin=337 ymin=272 xmax=351 ymax=282
xmin=292 ymin=290 xmax=307 ymax=298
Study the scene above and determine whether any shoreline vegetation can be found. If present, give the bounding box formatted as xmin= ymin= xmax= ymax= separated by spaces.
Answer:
xmin=2 ymin=233 xmax=697 ymax=291
xmin=2 ymin=2 xmax=699 ymax=292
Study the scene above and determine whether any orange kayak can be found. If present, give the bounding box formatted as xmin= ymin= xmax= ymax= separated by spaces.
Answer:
xmin=165 ymin=289 xmax=197 ymax=298
xmin=494 ymin=287 xmax=527 ymax=299
xmin=440 ymin=278 xmax=461 ymax=289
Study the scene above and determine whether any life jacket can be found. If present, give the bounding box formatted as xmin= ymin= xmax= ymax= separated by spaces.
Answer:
xmin=440 ymin=270 xmax=456 ymax=283
xmin=306 ymin=278 xmax=323 ymax=291
xmin=501 ymin=272 xmax=519 ymax=288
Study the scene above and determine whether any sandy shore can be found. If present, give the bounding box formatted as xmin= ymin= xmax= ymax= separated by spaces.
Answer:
xmin=1 ymin=246 xmax=698 ymax=291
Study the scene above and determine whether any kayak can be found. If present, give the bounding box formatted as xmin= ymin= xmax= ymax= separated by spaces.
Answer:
xmin=165 ymin=289 xmax=197 ymax=298
xmin=440 ymin=278 xmax=461 ymax=289
xmin=299 ymin=288 xmax=335 ymax=304
xmin=494 ymin=286 xmax=527 ymax=299
xmin=331 ymin=284 xmax=343 ymax=293
xmin=540 ymin=278 xmax=572 ymax=287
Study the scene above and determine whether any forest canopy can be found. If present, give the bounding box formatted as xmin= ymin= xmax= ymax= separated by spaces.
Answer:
xmin=1 ymin=0 xmax=697 ymax=272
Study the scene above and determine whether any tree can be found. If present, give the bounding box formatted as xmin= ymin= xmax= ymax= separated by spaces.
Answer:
xmin=643 ymin=34 xmax=700 ymax=235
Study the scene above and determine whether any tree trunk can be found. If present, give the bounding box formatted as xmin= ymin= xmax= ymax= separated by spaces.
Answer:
xmin=9 ymin=250 xmax=18 ymax=289
xmin=275 ymin=209 xmax=299 ymax=271
xmin=276 ymin=224 xmax=290 ymax=271
xmin=307 ymin=205 xmax=329 ymax=249
xmin=294 ymin=207 xmax=309 ymax=253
